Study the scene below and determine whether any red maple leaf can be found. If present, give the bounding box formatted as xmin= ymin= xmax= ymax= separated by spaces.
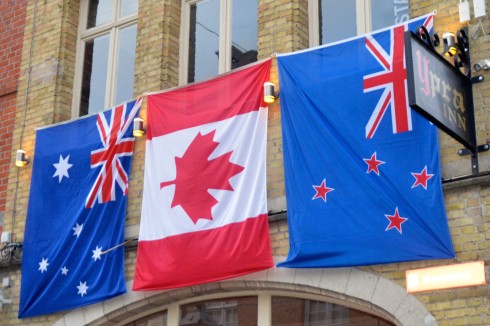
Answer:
xmin=160 ymin=130 xmax=244 ymax=224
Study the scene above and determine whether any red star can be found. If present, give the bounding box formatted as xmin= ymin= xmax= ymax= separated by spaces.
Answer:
xmin=411 ymin=166 xmax=434 ymax=189
xmin=312 ymin=179 xmax=334 ymax=202
xmin=364 ymin=152 xmax=385 ymax=175
xmin=385 ymin=207 xmax=408 ymax=234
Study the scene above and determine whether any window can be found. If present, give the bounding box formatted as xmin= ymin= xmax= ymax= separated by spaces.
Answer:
xmin=179 ymin=297 xmax=257 ymax=326
xmin=271 ymin=296 xmax=395 ymax=326
xmin=180 ymin=0 xmax=258 ymax=84
xmin=305 ymin=300 xmax=349 ymax=326
xmin=125 ymin=310 xmax=167 ymax=326
xmin=125 ymin=295 xmax=395 ymax=326
xmin=309 ymin=0 xmax=410 ymax=46
xmin=73 ymin=0 xmax=138 ymax=116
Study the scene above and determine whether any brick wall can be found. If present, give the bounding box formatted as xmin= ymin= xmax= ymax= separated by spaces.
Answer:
xmin=1 ymin=0 xmax=79 ymax=324
xmin=0 ymin=0 xmax=27 ymax=214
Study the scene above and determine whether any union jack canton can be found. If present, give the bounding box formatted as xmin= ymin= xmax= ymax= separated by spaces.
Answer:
xmin=363 ymin=15 xmax=433 ymax=139
xmin=86 ymin=99 xmax=142 ymax=208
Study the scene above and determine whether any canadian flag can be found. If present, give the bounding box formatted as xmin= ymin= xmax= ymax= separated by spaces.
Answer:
xmin=133 ymin=59 xmax=274 ymax=290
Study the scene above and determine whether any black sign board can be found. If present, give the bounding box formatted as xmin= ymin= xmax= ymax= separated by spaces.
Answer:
xmin=405 ymin=31 xmax=476 ymax=151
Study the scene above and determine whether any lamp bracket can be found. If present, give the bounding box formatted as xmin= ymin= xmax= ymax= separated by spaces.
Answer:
xmin=417 ymin=25 xmax=439 ymax=49
xmin=471 ymin=75 xmax=484 ymax=84
xmin=454 ymin=28 xmax=471 ymax=77
xmin=458 ymin=143 xmax=490 ymax=156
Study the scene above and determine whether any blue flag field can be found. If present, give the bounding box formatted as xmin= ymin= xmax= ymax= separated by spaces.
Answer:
xmin=277 ymin=15 xmax=455 ymax=268
xmin=19 ymin=99 xmax=141 ymax=318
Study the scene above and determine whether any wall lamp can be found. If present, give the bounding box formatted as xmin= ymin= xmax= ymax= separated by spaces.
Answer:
xmin=441 ymin=29 xmax=472 ymax=78
xmin=263 ymin=82 xmax=277 ymax=104
xmin=418 ymin=21 xmax=477 ymax=81
xmin=15 ymin=149 xmax=29 ymax=167
xmin=442 ymin=32 xmax=457 ymax=57
xmin=133 ymin=117 xmax=146 ymax=137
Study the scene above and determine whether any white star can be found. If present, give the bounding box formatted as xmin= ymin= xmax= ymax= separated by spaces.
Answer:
xmin=53 ymin=154 xmax=73 ymax=183
xmin=72 ymin=223 xmax=83 ymax=238
xmin=92 ymin=246 xmax=103 ymax=261
xmin=38 ymin=258 xmax=49 ymax=273
xmin=77 ymin=281 xmax=88 ymax=297
xmin=61 ymin=266 xmax=69 ymax=275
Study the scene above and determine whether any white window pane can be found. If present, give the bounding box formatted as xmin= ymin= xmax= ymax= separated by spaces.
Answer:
xmin=120 ymin=0 xmax=138 ymax=18
xmin=80 ymin=35 xmax=110 ymax=115
xmin=231 ymin=0 xmax=258 ymax=70
xmin=87 ymin=0 xmax=112 ymax=28
xmin=115 ymin=24 xmax=137 ymax=105
xmin=371 ymin=0 xmax=410 ymax=30
xmin=188 ymin=0 xmax=220 ymax=83
xmin=319 ymin=0 xmax=356 ymax=44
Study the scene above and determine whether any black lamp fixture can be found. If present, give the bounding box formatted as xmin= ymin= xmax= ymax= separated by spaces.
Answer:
xmin=449 ymin=29 xmax=471 ymax=78
xmin=419 ymin=25 xmax=478 ymax=80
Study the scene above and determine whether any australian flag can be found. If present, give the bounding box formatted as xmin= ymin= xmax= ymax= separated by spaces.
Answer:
xmin=19 ymin=99 xmax=141 ymax=318
xmin=277 ymin=14 xmax=455 ymax=268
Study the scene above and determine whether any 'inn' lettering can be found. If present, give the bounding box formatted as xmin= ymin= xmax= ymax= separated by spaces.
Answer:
xmin=415 ymin=49 xmax=467 ymax=131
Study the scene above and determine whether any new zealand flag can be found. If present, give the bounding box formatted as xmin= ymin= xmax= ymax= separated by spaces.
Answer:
xmin=277 ymin=14 xmax=454 ymax=268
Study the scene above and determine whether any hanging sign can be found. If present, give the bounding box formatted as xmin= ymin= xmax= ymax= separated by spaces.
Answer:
xmin=405 ymin=31 xmax=476 ymax=151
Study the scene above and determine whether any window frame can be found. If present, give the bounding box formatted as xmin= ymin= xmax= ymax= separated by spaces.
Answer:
xmin=309 ymin=0 xmax=413 ymax=47
xmin=179 ymin=0 xmax=249 ymax=85
xmin=304 ymin=300 xmax=350 ymax=326
xmin=309 ymin=0 xmax=372 ymax=47
xmin=72 ymin=0 xmax=138 ymax=117
xmin=309 ymin=0 xmax=411 ymax=47
xmin=122 ymin=292 xmax=395 ymax=325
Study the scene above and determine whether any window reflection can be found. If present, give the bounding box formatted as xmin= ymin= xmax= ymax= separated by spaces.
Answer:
xmin=371 ymin=0 xmax=409 ymax=31
xmin=121 ymin=0 xmax=138 ymax=18
xmin=319 ymin=0 xmax=357 ymax=45
xmin=125 ymin=310 xmax=167 ymax=326
xmin=188 ymin=0 xmax=220 ymax=83
xmin=179 ymin=297 xmax=258 ymax=326
xmin=87 ymin=0 xmax=112 ymax=28
xmin=80 ymin=35 xmax=109 ymax=116
xmin=115 ymin=24 xmax=137 ymax=105
xmin=271 ymin=296 xmax=395 ymax=326
xmin=124 ymin=296 xmax=396 ymax=326
xmin=231 ymin=0 xmax=258 ymax=70
xmin=317 ymin=0 xmax=411 ymax=45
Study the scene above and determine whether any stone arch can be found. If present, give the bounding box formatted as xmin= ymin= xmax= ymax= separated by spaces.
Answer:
xmin=54 ymin=260 xmax=436 ymax=326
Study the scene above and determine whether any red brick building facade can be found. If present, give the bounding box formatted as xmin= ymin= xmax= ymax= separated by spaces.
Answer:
xmin=0 ymin=0 xmax=27 ymax=237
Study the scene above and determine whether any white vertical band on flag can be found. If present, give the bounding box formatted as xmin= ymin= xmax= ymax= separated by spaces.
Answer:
xmin=139 ymin=107 xmax=268 ymax=241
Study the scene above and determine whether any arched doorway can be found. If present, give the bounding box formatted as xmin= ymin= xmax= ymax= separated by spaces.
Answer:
xmin=54 ymin=263 xmax=436 ymax=326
